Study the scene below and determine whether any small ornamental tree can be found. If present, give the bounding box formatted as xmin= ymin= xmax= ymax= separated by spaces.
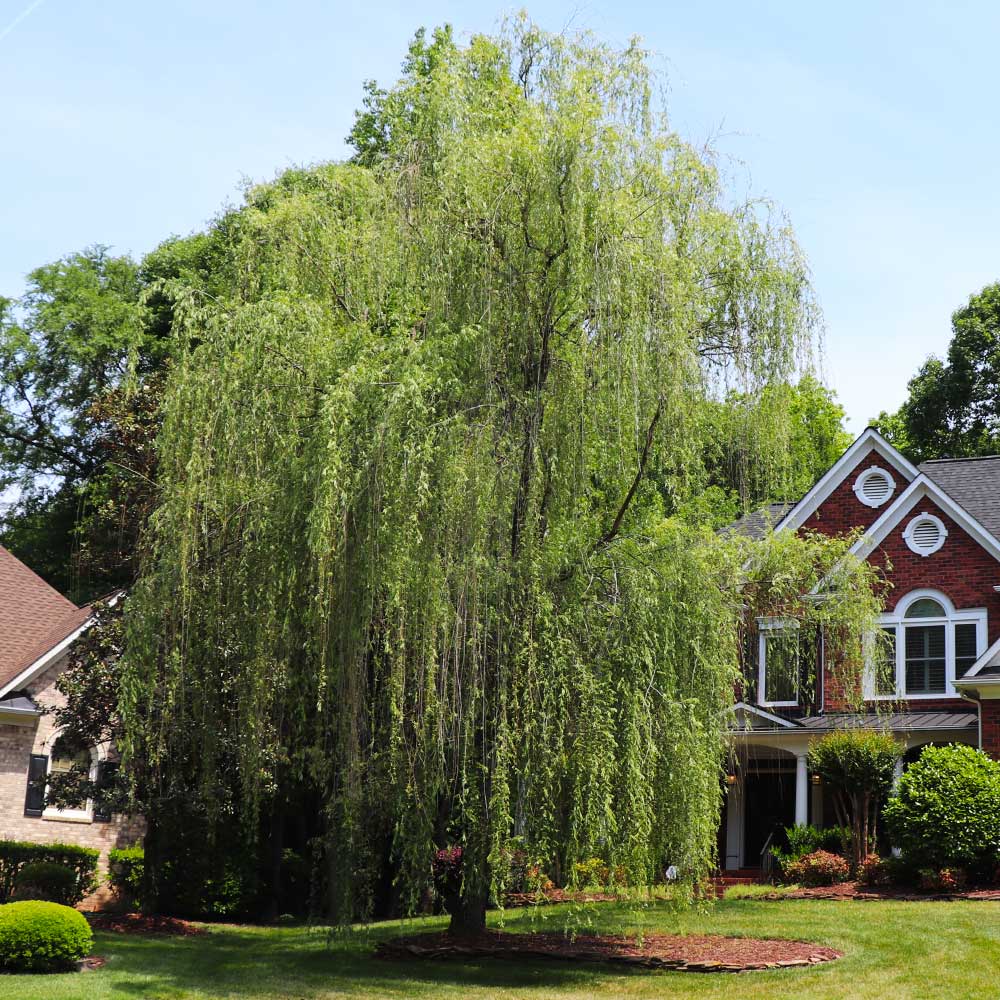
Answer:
xmin=807 ymin=730 xmax=901 ymax=867
xmin=884 ymin=744 xmax=1000 ymax=874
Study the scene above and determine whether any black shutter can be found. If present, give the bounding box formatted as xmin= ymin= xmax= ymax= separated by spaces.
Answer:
xmin=92 ymin=761 xmax=119 ymax=823
xmin=24 ymin=754 xmax=48 ymax=817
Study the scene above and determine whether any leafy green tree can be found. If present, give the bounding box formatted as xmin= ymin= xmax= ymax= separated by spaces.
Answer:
xmin=0 ymin=236 xmax=221 ymax=599
xmin=872 ymin=283 xmax=1000 ymax=462
xmin=122 ymin=20 xmax=883 ymax=932
xmin=704 ymin=375 xmax=851 ymax=512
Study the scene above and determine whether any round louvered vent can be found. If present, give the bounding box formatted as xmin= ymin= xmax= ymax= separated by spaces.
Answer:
xmin=903 ymin=512 xmax=947 ymax=556
xmin=853 ymin=466 xmax=896 ymax=508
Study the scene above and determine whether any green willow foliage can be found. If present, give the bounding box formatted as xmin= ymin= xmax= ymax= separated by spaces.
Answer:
xmin=121 ymin=20 xmax=879 ymax=926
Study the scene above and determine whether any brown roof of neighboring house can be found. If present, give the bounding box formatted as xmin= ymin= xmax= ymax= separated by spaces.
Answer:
xmin=0 ymin=545 xmax=90 ymax=690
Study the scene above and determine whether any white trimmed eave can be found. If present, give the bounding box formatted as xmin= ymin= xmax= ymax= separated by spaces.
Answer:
xmin=774 ymin=427 xmax=919 ymax=535
xmin=849 ymin=475 xmax=1000 ymax=565
xmin=954 ymin=675 xmax=1000 ymax=698
xmin=730 ymin=701 xmax=799 ymax=729
xmin=808 ymin=474 xmax=1000 ymax=599
xmin=0 ymin=617 xmax=94 ymax=700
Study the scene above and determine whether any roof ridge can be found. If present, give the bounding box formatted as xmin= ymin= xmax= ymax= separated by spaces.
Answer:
xmin=921 ymin=455 xmax=1000 ymax=464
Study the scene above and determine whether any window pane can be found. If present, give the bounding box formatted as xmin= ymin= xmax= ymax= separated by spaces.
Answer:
xmin=955 ymin=623 xmax=979 ymax=678
xmin=764 ymin=631 xmax=799 ymax=703
xmin=904 ymin=598 xmax=946 ymax=619
xmin=873 ymin=627 xmax=896 ymax=696
xmin=904 ymin=624 xmax=946 ymax=694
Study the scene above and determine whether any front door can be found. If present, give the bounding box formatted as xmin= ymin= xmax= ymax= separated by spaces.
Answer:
xmin=743 ymin=768 xmax=796 ymax=866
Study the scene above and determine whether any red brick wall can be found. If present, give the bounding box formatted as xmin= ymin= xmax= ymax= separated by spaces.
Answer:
xmin=822 ymin=496 xmax=1000 ymax=712
xmin=981 ymin=702 xmax=1000 ymax=758
xmin=802 ymin=454 xmax=906 ymax=537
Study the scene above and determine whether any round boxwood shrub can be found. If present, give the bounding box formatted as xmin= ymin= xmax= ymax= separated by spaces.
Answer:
xmin=0 ymin=900 xmax=92 ymax=972
xmin=884 ymin=744 xmax=1000 ymax=873
xmin=12 ymin=862 xmax=79 ymax=906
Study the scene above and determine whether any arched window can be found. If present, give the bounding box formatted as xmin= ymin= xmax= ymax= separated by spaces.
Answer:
xmin=865 ymin=590 xmax=986 ymax=699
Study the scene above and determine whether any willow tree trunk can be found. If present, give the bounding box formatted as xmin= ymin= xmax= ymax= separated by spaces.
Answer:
xmin=448 ymin=892 xmax=488 ymax=936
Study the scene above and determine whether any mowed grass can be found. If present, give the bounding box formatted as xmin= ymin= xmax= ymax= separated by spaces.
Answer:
xmin=0 ymin=897 xmax=996 ymax=1000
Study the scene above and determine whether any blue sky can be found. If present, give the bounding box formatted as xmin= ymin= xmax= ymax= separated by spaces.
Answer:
xmin=2 ymin=1 xmax=998 ymax=432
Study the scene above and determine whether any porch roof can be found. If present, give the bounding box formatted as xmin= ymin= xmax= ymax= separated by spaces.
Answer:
xmin=730 ymin=704 xmax=977 ymax=734
xmin=794 ymin=711 xmax=977 ymax=732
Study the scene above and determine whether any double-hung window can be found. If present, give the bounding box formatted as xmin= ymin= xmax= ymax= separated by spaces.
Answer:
xmin=757 ymin=619 xmax=802 ymax=707
xmin=866 ymin=591 xmax=986 ymax=699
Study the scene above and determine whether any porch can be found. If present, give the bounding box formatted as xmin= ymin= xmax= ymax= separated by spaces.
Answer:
xmin=720 ymin=707 xmax=978 ymax=872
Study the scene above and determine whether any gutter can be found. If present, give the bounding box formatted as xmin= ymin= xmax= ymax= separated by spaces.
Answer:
xmin=957 ymin=687 xmax=983 ymax=750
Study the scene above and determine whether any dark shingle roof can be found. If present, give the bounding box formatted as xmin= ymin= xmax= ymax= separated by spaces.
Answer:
xmin=920 ymin=456 xmax=1000 ymax=541
xmin=725 ymin=502 xmax=798 ymax=540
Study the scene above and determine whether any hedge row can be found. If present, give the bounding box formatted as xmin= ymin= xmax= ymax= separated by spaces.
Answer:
xmin=0 ymin=841 xmax=99 ymax=905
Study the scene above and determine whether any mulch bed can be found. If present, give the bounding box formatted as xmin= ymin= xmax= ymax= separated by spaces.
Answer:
xmin=506 ymin=889 xmax=620 ymax=907
xmin=86 ymin=913 xmax=205 ymax=936
xmin=734 ymin=881 xmax=1000 ymax=902
xmin=376 ymin=930 xmax=840 ymax=973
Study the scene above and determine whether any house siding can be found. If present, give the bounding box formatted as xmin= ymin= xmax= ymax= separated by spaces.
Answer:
xmin=801 ymin=454 xmax=901 ymax=537
xmin=0 ymin=654 xmax=142 ymax=907
xmin=822 ymin=496 xmax=1000 ymax=712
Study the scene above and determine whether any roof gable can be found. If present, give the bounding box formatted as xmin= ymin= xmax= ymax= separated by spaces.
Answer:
xmin=776 ymin=428 xmax=918 ymax=535
xmin=0 ymin=546 xmax=89 ymax=691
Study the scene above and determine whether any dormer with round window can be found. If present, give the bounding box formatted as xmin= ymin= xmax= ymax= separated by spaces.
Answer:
xmin=903 ymin=512 xmax=948 ymax=556
xmin=853 ymin=465 xmax=896 ymax=508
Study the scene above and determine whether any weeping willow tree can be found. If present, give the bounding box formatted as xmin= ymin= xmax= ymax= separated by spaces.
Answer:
xmin=121 ymin=19 xmax=880 ymax=931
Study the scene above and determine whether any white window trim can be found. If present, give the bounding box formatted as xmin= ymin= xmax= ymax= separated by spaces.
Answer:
xmin=757 ymin=618 xmax=801 ymax=708
xmin=42 ymin=735 xmax=101 ymax=824
xmin=902 ymin=511 xmax=948 ymax=557
xmin=853 ymin=465 xmax=896 ymax=508
xmin=864 ymin=589 xmax=987 ymax=700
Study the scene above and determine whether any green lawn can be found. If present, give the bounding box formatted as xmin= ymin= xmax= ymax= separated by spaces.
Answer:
xmin=0 ymin=898 xmax=994 ymax=999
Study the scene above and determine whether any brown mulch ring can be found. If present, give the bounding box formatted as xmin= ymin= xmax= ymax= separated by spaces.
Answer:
xmin=506 ymin=889 xmax=620 ymax=907
xmin=732 ymin=880 xmax=1000 ymax=902
xmin=85 ymin=913 xmax=205 ymax=936
xmin=376 ymin=930 xmax=840 ymax=973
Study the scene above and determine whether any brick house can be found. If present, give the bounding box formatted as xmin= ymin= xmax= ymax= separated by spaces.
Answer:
xmin=0 ymin=544 xmax=139 ymax=868
xmin=723 ymin=427 xmax=1000 ymax=871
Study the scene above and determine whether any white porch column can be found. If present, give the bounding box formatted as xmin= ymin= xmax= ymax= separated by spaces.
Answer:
xmin=794 ymin=752 xmax=809 ymax=827
xmin=893 ymin=757 xmax=904 ymax=788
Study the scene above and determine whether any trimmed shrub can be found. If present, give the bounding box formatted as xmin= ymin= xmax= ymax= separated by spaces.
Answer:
xmin=11 ymin=863 xmax=78 ymax=906
xmin=0 ymin=841 xmax=99 ymax=904
xmin=0 ymin=900 xmax=92 ymax=972
xmin=771 ymin=824 xmax=849 ymax=872
xmin=108 ymin=844 xmax=144 ymax=910
xmin=884 ymin=744 xmax=1000 ymax=874
xmin=783 ymin=850 xmax=850 ymax=887
xmin=857 ymin=854 xmax=890 ymax=887
xmin=918 ymin=867 xmax=967 ymax=893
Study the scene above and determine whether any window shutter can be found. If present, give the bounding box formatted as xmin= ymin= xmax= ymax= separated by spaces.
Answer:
xmin=24 ymin=754 xmax=48 ymax=817
xmin=92 ymin=761 xmax=119 ymax=823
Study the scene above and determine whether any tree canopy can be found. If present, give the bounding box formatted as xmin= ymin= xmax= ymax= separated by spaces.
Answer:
xmin=872 ymin=282 xmax=1000 ymax=463
xmin=115 ymin=19 xmax=885 ymax=929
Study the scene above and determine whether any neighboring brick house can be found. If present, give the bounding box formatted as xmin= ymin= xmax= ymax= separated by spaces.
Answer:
xmin=0 ymin=545 xmax=139 ymax=868
xmin=722 ymin=427 xmax=1000 ymax=871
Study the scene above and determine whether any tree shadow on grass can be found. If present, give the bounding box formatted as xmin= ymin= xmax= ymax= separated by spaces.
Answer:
xmin=99 ymin=922 xmax=630 ymax=999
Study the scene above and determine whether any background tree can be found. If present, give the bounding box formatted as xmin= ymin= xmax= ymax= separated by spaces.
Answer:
xmin=872 ymin=282 xmax=1000 ymax=462
xmin=0 ymin=235 xmax=222 ymax=600
xmin=122 ymin=19 xmax=884 ymax=932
